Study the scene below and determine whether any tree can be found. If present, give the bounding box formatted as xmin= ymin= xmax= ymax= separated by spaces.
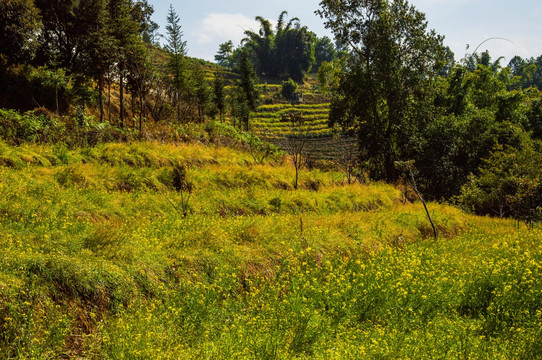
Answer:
xmin=526 ymin=92 xmax=542 ymax=140
xmin=42 ymin=68 xmax=69 ymax=115
xmin=165 ymin=4 xmax=188 ymax=123
xmin=126 ymin=38 xmax=154 ymax=135
xmin=130 ymin=0 xmax=158 ymax=42
xmin=281 ymin=79 xmax=298 ymax=102
xmin=243 ymin=15 xmax=275 ymax=77
xmin=192 ymin=64 xmax=211 ymax=123
xmin=215 ymin=41 xmax=234 ymax=69
xmin=212 ymin=70 xmax=227 ymax=121
xmin=0 ymin=0 xmax=41 ymax=65
xmin=33 ymin=0 xmax=116 ymax=72
xmin=172 ymin=164 xmax=193 ymax=218
xmin=395 ymin=160 xmax=437 ymax=238
xmin=83 ymin=0 xmax=114 ymax=122
xmin=458 ymin=143 xmax=542 ymax=228
xmin=275 ymin=24 xmax=315 ymax=82
xmin=107 ymin=0 xmax=145 ymax=127
xmin=336 ymin=142 xmax=359 ymax=185
xmin=508 ymin=56 xmax=526 ymax=77
xmin=242 ymin=11 xmax=315 ymax=81
xmin=233 ymin=49 xmax=259 ymax=131
xmin=280 ymin=112 xmax=308 ymax=190
xmin=317 ymin=57 xmax=345 ymax=94
xmin=312 ymin=36 xmax=337 ymax=73
xmin=317 ymin=0 xmax=446 ymax=181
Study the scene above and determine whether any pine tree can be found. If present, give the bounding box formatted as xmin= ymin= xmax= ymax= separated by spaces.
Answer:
xmin=235 ymin=49 xmax=259 ymax=131
xmin=165 ymin=5 xmax=187 ymax=123
xmin=193 ymin=64 xmax=211 ymax=122
xmin=213 ymin=70 xmax=226 ymax=121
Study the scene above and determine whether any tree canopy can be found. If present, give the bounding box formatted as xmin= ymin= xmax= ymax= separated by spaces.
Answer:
xmin=317 ymin=0 xmax=446 ymax=181
xmin=241 ymin=11 xmax=315 ymax=82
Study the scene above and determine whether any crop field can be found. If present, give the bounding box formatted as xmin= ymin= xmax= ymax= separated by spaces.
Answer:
xmin=254 ymin=104 xmax=330 ymax=135
xmin=249 ymin=84 xmax=360 ymax=162
xmin=252 ymin=103 xmax=358 ymax=162
xmin=0 ymin=140 xmax=541 ymax=359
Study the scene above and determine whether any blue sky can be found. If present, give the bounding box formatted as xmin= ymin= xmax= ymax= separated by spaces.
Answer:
xmin=148 ymin=0 xmax=542 ymax=64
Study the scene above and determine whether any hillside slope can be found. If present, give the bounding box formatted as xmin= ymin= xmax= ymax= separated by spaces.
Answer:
xmin=252 ymin=79 xmax=357 ymax=162
xmin=0 ymin=141 xmax=541 ymax=359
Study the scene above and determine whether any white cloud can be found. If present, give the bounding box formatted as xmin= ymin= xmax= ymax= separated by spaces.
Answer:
xmin=195 ymin=13 xmax=261 ymax=46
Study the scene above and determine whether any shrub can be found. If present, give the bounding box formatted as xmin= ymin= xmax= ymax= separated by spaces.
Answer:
xmin=457 ymin=143 xmax=542 ymax=227
xmin=281 ymin=79 xmax=298 ymax=102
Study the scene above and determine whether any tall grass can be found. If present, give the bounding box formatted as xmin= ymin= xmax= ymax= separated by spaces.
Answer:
xmin=0 ymin=140 xmax=539 ymax=359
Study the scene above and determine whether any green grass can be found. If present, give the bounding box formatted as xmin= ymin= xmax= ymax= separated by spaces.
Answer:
xmin=0 ymin=140 xmax=541 ymax=359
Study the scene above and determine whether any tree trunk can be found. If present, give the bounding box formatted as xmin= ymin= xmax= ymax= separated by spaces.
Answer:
xmin=409 ymin=169 xmax=437 ymax=239
xmin=176 ymin=92 xmax=181 ymax=124
xmin=119 ymin=71 xmax=124 ymax=128
xmin=131 ymin=90 xmax=136 ymax=130
xmin=139 ymin=89 xmax=144 ymax=138
xmin=99 ymin=76 xmax=104 ymax=122
xmin=107 ymin=80 xmax=111 ymax=124
xmin=55 ymin=86 xmax=59 ymax=115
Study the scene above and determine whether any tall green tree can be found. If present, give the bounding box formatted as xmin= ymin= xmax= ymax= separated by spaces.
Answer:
xmin=215 ymin=41 xmax=234 ymax=69
xmin=243 ymin=16 xmax=275 ymax=77
xmin=233 ymin=49 xmax=259 ymax=131
xmin=34 ymin=0 xmax=109 ymax=71
xmin=192 ymin=64 xmax=211 ymax=123
xmin=165 ymin=4 xmax=188 ymax=123
xmin=83 ymin=0 xmax=114 ymax=122
xmin=108 ymin=0 xmax=142 ymax=127
xmin=243 ymin=11 xmax=315 ymax=81
xmin=275 ymin=23 xmax=315 ymax=82
xmin=312 ymin=36 xmax=337 ymax=73
xmin=212 ymin=70 xmax=227 ymax=121
xmin=317 ymin=0 xmax=446 ymax=181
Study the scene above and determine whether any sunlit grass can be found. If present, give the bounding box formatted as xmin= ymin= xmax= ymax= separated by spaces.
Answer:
xmin=0 ymin=140 xmax=540 ymax=359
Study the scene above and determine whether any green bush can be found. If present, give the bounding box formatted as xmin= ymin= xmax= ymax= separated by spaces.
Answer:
xmin=281 ymin=79 xmax=298 ymax=101
xmin=457 ymin=143 xmax=542 ymax=226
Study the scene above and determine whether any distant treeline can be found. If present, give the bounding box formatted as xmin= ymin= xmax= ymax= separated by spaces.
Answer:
xmin=215 ymin=11 xmax=339 ymax=83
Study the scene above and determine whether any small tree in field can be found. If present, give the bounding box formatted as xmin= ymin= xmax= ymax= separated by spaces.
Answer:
xmin=337 ymin=142 xmax=358 ymax=185
xmin=172 ymin=164 xmax=193 ymax=218
xmin=395 ymin=160 xmax=437 ymax=239
xmin=281 ymin=112 xmax=308 ymax=190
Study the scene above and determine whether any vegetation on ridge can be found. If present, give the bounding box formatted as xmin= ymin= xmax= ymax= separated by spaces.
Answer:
xmin=1 ymin=0 xmax=542 ymax=358
xmin=0 ymin=140 xmax=541 ymax=358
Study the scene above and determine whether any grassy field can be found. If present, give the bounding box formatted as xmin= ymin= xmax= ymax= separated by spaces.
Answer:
xmin=1 ymin=140 xmax=541 ymax=359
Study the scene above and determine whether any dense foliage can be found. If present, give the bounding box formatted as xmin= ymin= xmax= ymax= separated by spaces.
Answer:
xmin=316 ymin=0 xmax=542 ymax=221
xmin=318 ymin=0 xmax=446 ymax=181
xmin=0 ymin=0 xmax=224 ymax=131
xmin=240 ymin=12 xmax=318 ymax=82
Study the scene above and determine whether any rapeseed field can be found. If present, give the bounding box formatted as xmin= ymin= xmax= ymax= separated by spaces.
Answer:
xmin=0 ymin=141 xmax=541 ymax=359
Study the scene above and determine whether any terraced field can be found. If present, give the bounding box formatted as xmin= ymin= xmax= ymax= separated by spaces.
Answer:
xmin=252 ymin=85 xmax=357 ymax=161
xmin=253 ymin=103 xmax=331 ymax=136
